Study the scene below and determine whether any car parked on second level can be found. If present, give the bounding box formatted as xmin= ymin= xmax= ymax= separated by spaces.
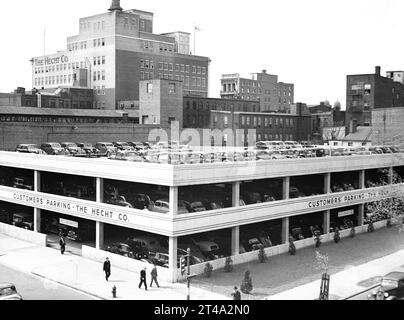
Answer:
xmin=40 ymin=142 xmax=66 ymax=155
xmin=16 ymin=144 xmax=45 ymax=155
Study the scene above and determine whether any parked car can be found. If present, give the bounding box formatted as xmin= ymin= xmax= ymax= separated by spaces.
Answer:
xmin=150 ymin=200 xmax=170 ymax=214
xmin=113 ymin=142 xmax=134 ymax=151
xmin=128 ymin=142 xmax=149 ymax=153
xmin=40 ymin=142 xmax=65 ymax=155
xmin=368 ymin=272 xmax=404 ymax=300
xmin=110 ymin=150 xmax=144 ymax=162
xmin=190 ymin=201 xmax=207 ymax=212
xmin=105 ymin=242 xmax=138 ymax=258
xmin=107 ymin=196 xmax=133 ymax=208
xmin=61 ymin=142 xmax=87 ymax=157
xmin=95 ymin=142 xmax=116 ymax=157
xmin=0 ymin=209 xmax=12 ymax=224
xmin=12 ymin=212 xmax=33 ymax=230
xmin=127 ymin=236 xmax=164 ymax=255
xmin=0 ymin=283 xmax=23 ymax=300
xmin=128 ymin=194 xmax=152 ymax=210
xmin=16 ymin=144 xmax=45 ymax=155
xmin=13 ymin=177 xmax=33 ymax=190
xmin=241 ymin=237 xmax=263 ymax=252
xmin=76 ymin=143 xmax=100 ymax=157
xmin=190 ymin=235 xmax=222 ymax=260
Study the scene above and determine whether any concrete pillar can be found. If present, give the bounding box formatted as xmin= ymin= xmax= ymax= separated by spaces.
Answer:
xmin=96 ymin=221 xmax=104 ymax=250
xmin=96 ymin=177 xmax=104 ymax=203
xmin=359 ymin=170 xmax=365 ymax=189
xmin=232 ymin=182 xmax=241 ymax=207
xmin=95 ymin=178 xmax=105 ymax=250
xmin=34 ymin=171 xmax=41 ymax=233
xmin=324 ymin=173 xmax=331 ymax=194
xmin=231 ymin=226 xmax=240 ymax=255
xmin=168 ymin=236 xmax=178 ymax=283
xmin=323 ymin=210 xmax=330 ymax=234
xmin=388 ymin=167 xmax=394 ymax=184
xmin=282 ymin=177 xmax=290 ymax=200
xmin=358 ymin=204 xmax=365 ymax=226
xmin=169 ymin=187 xmax=178 ymax=216
xmin=282 ymin=217 xmax=290 ymax=243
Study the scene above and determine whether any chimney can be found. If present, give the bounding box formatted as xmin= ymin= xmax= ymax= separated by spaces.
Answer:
xmin=109 ymin=0 xmax=123 ymax=12
xmin=262 ymin=69 xmax=267 ymax=74
xmin=375 ymin=66 xmax=381 ymax=76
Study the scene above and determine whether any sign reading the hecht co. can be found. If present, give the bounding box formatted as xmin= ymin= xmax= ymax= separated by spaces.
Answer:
xmin=34 ymin=55 xmax=69 ymax=66
xmin=307 ymin=189 xmax=392 ymax=209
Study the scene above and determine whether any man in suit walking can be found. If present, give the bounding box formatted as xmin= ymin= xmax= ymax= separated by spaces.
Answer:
xmin=103 ymin=257 xmax=111 ymax=281
xmin=150 ymin=264 xmax=160 ymax=288
xmin=139 ymin=267 xmax=147 ymax=290
xmin=59 ymin=235 xmax=66 ymax=255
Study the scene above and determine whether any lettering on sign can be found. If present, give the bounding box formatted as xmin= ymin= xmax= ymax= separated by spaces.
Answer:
xmin=12 ymin=192 xmax=130 ymax=225
xmin=34 ymin=55 xmax=69 ymax=66
xmin=60 ymin=218 xmax=79 ymax=228
xmin=307 ymin=189 xmax=391 ymax=209
xmin=338 ymin=210 xmax=354 ymax=218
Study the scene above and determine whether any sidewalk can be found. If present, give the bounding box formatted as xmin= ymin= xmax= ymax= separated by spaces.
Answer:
xmin=265 ymin=248 xmax=404 ymax=300
xmin=0 ymin=233 xmax=228 ymax=300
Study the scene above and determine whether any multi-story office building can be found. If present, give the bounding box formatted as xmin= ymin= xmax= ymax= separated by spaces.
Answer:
xmin=220 ymin=70 xmax=294 ymax=113
xmin=31 ymin=0 xmax=210 ymax=110
xmin=346 ymin=66 xmax=404 ymax=132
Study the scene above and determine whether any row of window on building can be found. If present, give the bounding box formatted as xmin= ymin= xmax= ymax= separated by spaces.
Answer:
xmin=93 ymin=85 xmax=106 ymax=96
xmin=240 ymin=115 xmax=295 ymax=128
xmin=141 ymin=59 xmax=207 ymax=75
xmin=34 ymin=74 xmax=77 ymax=87
xmin=80 ymin=20 xmax=106 ymax=32
xmin=141 ymin=41 xmax=175 ymax=53
xmin=185 ymin=100 xmax=260 ymax=112
xmin=140 ymin=72 xmax=207 ymax=88
xmin=0 ymin=115 xmax=137 ymax=124
xmin=35 ymin=61 xmax=87 ymax=74
xmin=67 ymin=38 xmax=106 ymax=51
xmin=93 ymin=70 xmax=106 ymax=82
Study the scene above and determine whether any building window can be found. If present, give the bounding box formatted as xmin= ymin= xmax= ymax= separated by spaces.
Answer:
xmin=202 ymin=67 xmax=206 ymax=75
xmin=192 ymin=66 xmax=196 ymax=74
xmin=186 ymin=65 xmax=190 ymax=73
xmin=147 ymin=83 xmax=153 ymax=93
xmin=102 ymin=56 xmax=106 ymax=65
xmin=246 ymin=117 xmax=250 ymax=126
xmin=224 ymin=116 xmax=228 ymax=126
xmin=168 ymin=83 xmax=176 ymax=94
xmin=102 ymin=71 xmax=105 ymax=80
xmin=241 ymin=116 xmax=246 ymax=126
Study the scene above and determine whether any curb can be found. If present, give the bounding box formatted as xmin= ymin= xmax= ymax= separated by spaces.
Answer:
xmin=31 ymin=271 xmax=107 ymax=300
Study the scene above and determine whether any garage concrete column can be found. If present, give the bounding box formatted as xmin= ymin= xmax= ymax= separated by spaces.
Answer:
xmin=282 ymin=177 xmax=290 ymax=200
xmin=282 ymin=217 xmax=290 ymax=244
xmin=96 ymin=177 xmax=104 ymax=203
xmin=168 ymin=236 xmax=178 ymax=283
xmin=358 ymin=204 xmax=365 ymax=226
xmin=169 ymin=187 xmax=178 ymax=216
xmin=388 ymin=167 xmax=394 ymax=184
xmin=324 ymin=173 xmax=331 ymax=194
xmin=231 ymin=226 xmax=240 ymax=255
xmin=323 ymin=210 xmax=330 ymax=234
xmin=96 ymin=221 xmax=104 ymax=250
xmin=34 ymin=171 xmax=41 ymax=233
xmin=359 ymin=170 xmax=365 ymax=189
xmin=232 ymin=182 xmax=241 ymax=207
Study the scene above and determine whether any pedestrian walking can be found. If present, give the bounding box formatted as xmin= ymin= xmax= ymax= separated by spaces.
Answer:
xmin=139 ymin=267 xmax=147 ymax=290
xmin=231 ymin=286 xmax=241 ymax=300
xmin=103 ymin=257 xmax=111 ymax=281
xmin=150 ymin=264 xmax=160 ymax=288
xmin=59 ymin=235 xmax=66 ymax=255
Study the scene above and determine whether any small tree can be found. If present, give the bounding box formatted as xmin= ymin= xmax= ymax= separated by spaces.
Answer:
xmin=240 ymin=270 xmax=253 ymax=294
xmin=334 ymin=227 xmax=340 ymax=243
xmin=258 ymin=245 xmax=267 ymax=263
xmin=350 ymin=225 xmax=356 ymax=238
xmin=314 ymin=251 xmax=330 ymax=300
xmin=224 ymin=257 xmax=233 ymax=273
xmin=204 ymin=262 xmax=213 ymax=278
xmin=289 ymin=236 xmax=296 ymax=255
xmin=314 ymin=230 xmax=321 ymax=248
xmin=314 ymin=251 xmax=329 ymax=274
xmin=367 ymin=218 xmax=375 ymax=233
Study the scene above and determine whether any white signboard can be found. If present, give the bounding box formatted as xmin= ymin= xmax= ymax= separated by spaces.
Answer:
xmin=338 ymin=209 xmax=354 ymax=218
xmin=60 ymin=218 xmax=78 ymax=228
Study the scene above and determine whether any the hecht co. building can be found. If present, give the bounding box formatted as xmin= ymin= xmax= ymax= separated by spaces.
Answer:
xmin=31 ymin=0 xmax=210 ymax=110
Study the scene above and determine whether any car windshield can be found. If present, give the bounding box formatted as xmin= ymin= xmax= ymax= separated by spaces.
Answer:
xmin=0 ymin=287 xmax=15 ymax=296
xmin=27 ymin=145 xmax=37 ymax=149
xmin=50 ymin=143 xmax=61 ymax=148
xmin=381 ymin=279 xmax=398 ymax=288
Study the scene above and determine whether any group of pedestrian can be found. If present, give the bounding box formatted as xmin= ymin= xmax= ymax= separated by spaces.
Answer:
xmin=102 ymin=257 xmax=160 ymax=290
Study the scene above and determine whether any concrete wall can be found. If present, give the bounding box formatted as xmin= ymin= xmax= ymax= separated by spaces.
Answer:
xmin=0 ymin=222 xmax=47 ymax=247
xmin=372 ymin=108 xmax=404 ymax=147
xmin=82 ymin=245 xmax=173 ymax=281
xmin=0 ymin=122 xmax=167 ymax=151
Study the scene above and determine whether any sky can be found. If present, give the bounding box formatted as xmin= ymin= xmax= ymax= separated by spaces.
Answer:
xmin=1 ymin=0 xmax=403 ymax=109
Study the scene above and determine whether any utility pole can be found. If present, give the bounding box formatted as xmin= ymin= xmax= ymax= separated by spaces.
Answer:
xmin=187 ymin=248 xmax=191 ymax=300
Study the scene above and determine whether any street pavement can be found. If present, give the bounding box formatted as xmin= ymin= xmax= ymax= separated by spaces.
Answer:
xmin=0 ymin=263 xmax=96 ymax=300
xmin=0 ymin=233 xmax=228 ymax=300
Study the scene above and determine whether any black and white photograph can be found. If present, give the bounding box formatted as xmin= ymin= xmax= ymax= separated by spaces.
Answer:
xmin=1 ymin=0 xmax=404 ymax=308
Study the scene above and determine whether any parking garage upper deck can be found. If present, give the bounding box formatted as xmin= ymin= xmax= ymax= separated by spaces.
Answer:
xmin=1 ymin=150 xmax=404 ymax=187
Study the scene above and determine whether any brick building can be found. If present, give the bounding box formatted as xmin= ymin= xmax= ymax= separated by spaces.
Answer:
xmin=220 ymin=70 xmax=294 ymax=113
xmin=31 ymin=0 xmax=210 ymax=110
xmin=346 ymin=66 xmax=404 ymax=133
xmin=0 ymin=87 xmax=94 ymax=109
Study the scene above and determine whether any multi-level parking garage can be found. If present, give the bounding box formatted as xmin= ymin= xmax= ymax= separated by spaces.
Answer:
xmin=0 ymin=151 xmax=403 ymax=282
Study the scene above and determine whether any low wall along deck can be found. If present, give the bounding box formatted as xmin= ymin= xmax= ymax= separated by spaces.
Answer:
xmin=0 ymin=222 xmax=47 ymax=247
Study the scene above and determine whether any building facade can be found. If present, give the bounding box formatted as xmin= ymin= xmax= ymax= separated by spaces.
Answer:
xmin=220 ymin=70 xmax=294 ymax=113
xmin=183 ymin=96 xmax=311 ymax=144
xmin=346 ymin=66 xmax=404 ymax=132
xmin=0 ymin=87 xmax=94 ymax=109
xmin=31 ymin=0 xmax=210 ymax=110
